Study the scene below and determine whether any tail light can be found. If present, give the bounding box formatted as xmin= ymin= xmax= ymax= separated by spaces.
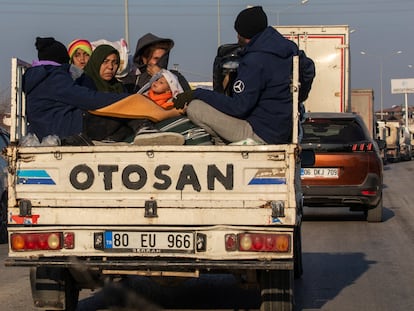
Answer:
xmin=352 ymin=143 xmax=373 ymax=152
xmin=10 ymin=232 xmax=75 ymax=251
xmin=225 ymin=233 xmax=290 ymax=252
xmin=361 ymin=190 xmax=378 ymax=196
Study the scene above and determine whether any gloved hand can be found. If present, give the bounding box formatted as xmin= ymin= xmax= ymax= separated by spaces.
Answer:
xmin=173 ymin=90 xmax=194 ymax=109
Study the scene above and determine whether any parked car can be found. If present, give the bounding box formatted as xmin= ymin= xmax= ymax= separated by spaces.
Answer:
xmin=300 ymin=112 xmax=383 ymax=222
xmin=0 ymin=126 xmax=9 ymax=243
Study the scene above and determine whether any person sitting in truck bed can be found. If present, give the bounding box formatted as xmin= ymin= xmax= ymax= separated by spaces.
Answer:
xmin=121 ymin=33 xmax=190 ymax=94
xmin=173 ymin=6 xmax=314 ymax=145
xmin=139 ymin=69 xmax=184 ymax=109
xmin=23 ymin=37 xmax=184 ymax=145
xmin=78 ymin=44 xmax=184 ymax=145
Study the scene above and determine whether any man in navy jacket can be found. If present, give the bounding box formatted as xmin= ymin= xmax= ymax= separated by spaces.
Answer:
xmin=174 ymin=6 xmax=309 ymax=145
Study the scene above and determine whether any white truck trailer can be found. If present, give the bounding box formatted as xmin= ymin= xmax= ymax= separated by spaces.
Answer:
xmin=350 ymin=88 xmax=376 ymax=138
xmin=350 ymin=89 xmax=388 ymax=163
xmin=378 ymin=120 xmax=401 ymax=162
xmin=5 ymin=57 xmax=308 ymax=310
xmin=276 ymin=25 xmax=350 ymax=113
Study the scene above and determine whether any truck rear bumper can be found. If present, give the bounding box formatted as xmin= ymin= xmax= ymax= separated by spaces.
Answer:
xmin=5 ymin=257 xmax=293 ymax=272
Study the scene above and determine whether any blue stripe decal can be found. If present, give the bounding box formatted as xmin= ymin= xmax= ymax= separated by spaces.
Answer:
xmin=17 ymin=170 xmax=50 ymax=177
xmin=248 ymin=177 xmax=286 ymax=185
xmin=17 ymin=170 xmax=56 ymax=185
xmin=105 ymin=232 xmax=113 ymax=249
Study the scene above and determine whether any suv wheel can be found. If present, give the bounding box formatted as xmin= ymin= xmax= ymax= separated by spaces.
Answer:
xmin=366 ymin=197 xmax=383 ymax=222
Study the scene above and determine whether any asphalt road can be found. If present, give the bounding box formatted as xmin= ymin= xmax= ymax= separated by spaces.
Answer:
xmin=1 ymin=160 xmax=414 ymax=310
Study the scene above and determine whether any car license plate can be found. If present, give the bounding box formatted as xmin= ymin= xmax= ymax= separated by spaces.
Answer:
xmin=301 ymin=168 xmax=339 ymax=179
xmin=104 ymin=231 xmax=195 ymax=253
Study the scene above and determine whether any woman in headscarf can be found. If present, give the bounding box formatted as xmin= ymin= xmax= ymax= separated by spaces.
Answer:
xmin=79 ymin=44 xmax=184 ymax=144
xmin=79 ymin=44 xmax=135 ymax=142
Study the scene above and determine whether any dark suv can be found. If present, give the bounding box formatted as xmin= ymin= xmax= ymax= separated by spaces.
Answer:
xmin=300 ymin=112 xmax=383 ymax=222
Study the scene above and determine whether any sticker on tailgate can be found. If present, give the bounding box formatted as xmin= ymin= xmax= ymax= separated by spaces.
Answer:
xmin=17 ymin=169 xmax=56 ymax=185
xmin=248 ymin=168 xmax=286 ymax=185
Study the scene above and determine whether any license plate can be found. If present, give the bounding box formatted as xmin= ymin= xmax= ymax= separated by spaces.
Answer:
xmin=104 ymin=231 xmax=195 ymax=253
xmin=301 ymin=168 xmax=339 ymax=179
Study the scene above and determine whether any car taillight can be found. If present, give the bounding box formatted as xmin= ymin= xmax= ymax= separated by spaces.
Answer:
xmin=10 ymin=232 xmax=75 ymax=251
xmin=361 ymin=190 xmax=378 ymax=196
xmin=225 ymin=233 xmax=290 ymax=252
xmin=352 ymin=143 xmax=373 ymax=152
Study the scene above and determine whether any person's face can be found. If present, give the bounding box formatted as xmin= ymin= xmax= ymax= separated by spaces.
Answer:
xmin=99 ymin=53 xmax=119 ymax=81
xmin=151 ymin=75 xmax=170 ymax=94
xmin=143 ymin=48 xmax=166 ymax=66
xmin=237 ymin=34 xmax=250 ymax=47
xmin=72 ymin=48 xmax=90 ymax=69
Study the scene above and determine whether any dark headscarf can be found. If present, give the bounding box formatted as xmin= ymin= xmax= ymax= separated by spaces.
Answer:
xmin=84 ymin=45 xmax=124 ymax=93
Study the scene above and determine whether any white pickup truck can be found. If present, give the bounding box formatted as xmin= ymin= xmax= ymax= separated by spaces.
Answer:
xmin=5 ymin=57 xmax=308 ymax=311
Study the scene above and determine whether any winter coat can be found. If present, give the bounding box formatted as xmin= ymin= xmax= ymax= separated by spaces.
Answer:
xmin=193 ymin=26 xmax=299 ymax=144
xmin=23 ymin=63 xmax=128 ymax=140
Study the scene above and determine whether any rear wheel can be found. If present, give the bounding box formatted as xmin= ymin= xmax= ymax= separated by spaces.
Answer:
xmin=366 ymin=197 xmax=383 ymax=222
xmin=259 ymin=269 xmax=294 ymax=311
xmin=293 ymin=225 xmax=303 ymax=279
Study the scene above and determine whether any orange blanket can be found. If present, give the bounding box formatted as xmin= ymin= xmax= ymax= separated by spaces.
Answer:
xmin=90 ymin=94 xmax=181 ymax=122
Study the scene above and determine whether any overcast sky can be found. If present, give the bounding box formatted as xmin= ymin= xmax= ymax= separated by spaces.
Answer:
xmin=1 ymin=0 xmax=414 ymax=112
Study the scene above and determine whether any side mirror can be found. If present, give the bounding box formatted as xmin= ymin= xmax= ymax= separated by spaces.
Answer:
xmin=300 ymin=149 xmax=315 ymax=166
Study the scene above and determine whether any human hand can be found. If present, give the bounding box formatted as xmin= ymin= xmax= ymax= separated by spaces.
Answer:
xmin=173 ymin=91 xmax=194 ymax=109
xmin=147 ymin=64 xmax=161 ymax=76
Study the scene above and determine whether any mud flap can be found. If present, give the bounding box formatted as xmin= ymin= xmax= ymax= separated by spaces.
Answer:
xmin=30 ymin=267 xmax=79 ymax=311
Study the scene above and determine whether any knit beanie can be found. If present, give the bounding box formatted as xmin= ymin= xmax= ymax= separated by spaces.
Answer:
xmin=68 ymin=39 xmax=93 ymax=60
xmin=234 ymin=6 xmax=268 ymax=39
xmin=35 ymin=37 xmax=70 ymax=64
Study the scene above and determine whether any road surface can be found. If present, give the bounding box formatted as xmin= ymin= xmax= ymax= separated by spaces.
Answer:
xmin=1 ymin=161 xmax=414 ymax=310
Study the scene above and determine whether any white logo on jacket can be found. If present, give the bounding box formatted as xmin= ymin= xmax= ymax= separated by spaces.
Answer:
xmin=233 ymin=80 xmax=245 ymax=93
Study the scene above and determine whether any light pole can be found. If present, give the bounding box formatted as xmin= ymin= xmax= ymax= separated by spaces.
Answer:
xmin=272 ymin=0 xmax=309 ymax=25
xmin=360 ymin=50 xmax=402 ymax=120
xmin=124 ymin=0 xmax=129 ymax=47
xmin=217 ymin=0 xmax=221 ymax=47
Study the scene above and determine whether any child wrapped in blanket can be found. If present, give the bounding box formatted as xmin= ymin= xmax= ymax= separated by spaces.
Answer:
xmin=140 ymin=69 xmax=184 ymax=109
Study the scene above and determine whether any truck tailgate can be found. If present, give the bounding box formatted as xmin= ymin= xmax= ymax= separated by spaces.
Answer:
xmin=8 ymin=144 xmax=299 ymax=227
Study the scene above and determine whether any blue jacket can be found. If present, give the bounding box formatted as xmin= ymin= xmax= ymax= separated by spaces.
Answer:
xmin=193 ymin=27 xmax=299 ymax=144
xmin=23 ymin=64 xmax=129 ymax=140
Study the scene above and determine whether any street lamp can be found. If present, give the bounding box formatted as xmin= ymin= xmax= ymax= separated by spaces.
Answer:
xmin=124 ymin=0 xmax=129 ymax=47
xmin=360 ymin=50 xmax=402 ymax=120
xmin=271 ymin=0 xmax=309 ymax=25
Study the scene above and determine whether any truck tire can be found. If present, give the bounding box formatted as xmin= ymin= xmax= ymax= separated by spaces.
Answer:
xmin=294 ymin=225 xmax=303 ymax=279
xmin=366 ymin=197 xmax=383 ymax=222
xmin=30 ymin=267 xmax=79 ymax=311
xmin=259 ymin=269 xmax=294 ymax=311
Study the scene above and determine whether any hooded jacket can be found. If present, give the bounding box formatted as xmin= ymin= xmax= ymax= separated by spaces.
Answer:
xmin=193 ymin=26 xmax=299 ymax=144
xmin=121 ymin=33 xmax=190 ymax=93
xmin=23 ymin=63 xmax=128 ymax=140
